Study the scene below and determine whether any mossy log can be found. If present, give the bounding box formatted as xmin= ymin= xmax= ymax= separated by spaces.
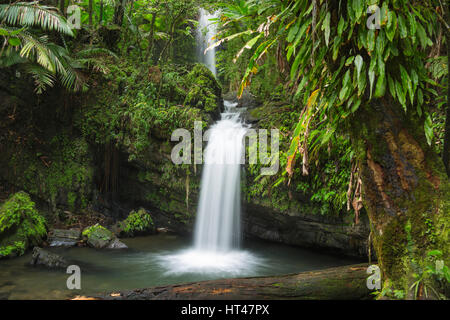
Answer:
xmin=84 ymin=264 xmax=372 ymax=300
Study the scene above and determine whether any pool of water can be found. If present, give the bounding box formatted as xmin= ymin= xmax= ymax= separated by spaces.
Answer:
xmin=0 ymin=234 xmax=362 ymax=299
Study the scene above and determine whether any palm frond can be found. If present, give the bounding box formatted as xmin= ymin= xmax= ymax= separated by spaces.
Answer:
xmin=0 ymin=2 xmax=73 ymax=36
xmin=0 ymin=46 xmax=27 ymax=67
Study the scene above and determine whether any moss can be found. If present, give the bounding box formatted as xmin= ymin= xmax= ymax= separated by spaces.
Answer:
xmin=82 ymin=223 xmax=113 ymax=241
xmin=118 ymin=208 xmax=155 ymax=237
xmin=184 ymin=64 xmax=222 ymax=116
xmin=2 ymin=133 xmax=94 ymax=218
xmin=0 ymin=192 xmax=47 ymax=259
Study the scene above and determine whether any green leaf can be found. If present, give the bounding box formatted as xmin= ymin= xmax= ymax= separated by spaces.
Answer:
xmin=357 ymin=65 xmax=366 ymax=96
xmin=399 ymin=64 xmax=413 ymax=103
xmin=354 ymin=55 xmax=363 ymax=81
xmin=398 ymin=14 xmax=408 ymax=38
xmin=367 ymin=29 xmax=376 ymax=53
xmin=340 ymin=70 xmax=351 ymax=101
xmin=424 ymin=112 xmax=433 ymax=146
xmin=387 ymin=74 xmax=396 ymax=99
xmin=8 ymin=37 xmax=20 ymax=46
xmin=417 ymin=88 xmax=424 ymax=105
xmin=0 ymin=28 xmax=9 ymax=36
xmin=337 ymin=17 xmax=345 ymax=37
xmin=369 ymin=69 xmax=375 ymax=99
xmin=416 ymin=21 xmax=432 ymax=49
xmin=345 ymin=56 xmax=355 ymax=66
xmin=408 ymin=13 xmax=417 ymax=43
xmin=353 ymin=0 xmax=364 ymax=21
xmin=395 ymin=80 xmax=407 ymax=111
xmin=410 ymin=69 xmax=419 ymax=95
xmin=332 ymin=36 xmax=341 ymax=61
xmin=287 ymin=20 xmax=299 ymax=42
xmin=374 ymin=74 xmax=386 ymax=98
xmin=322 ymin=12 xmax=331 ymax=47
xmin=375 ymin=30 xmax=386 ymax=58
xmin=351 ymin=97 xmax=362 ymax=113
xmin=347 ymin=0 xmax=355 ymax=21
xmin=386 ymin=11 xmax=397 ymax=42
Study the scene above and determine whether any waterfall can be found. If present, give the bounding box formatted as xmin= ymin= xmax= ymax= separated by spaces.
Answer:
xmin=194 ymin=101 xmax=246 ymax=251
xmin=196 ymin=9 xmax=218 ymax=76
xmin=156 ymin=10 xmax=262 ymax=275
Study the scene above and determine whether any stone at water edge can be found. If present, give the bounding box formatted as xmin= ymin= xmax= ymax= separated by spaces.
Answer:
xmin=82 ymin=223 xmax=128 ymax=249
xmin=107 ymin=238 xmax=128 ymax=249
xmin=48 ymin=229 xmax=81 ymax=247
xmin=30 ymin=247 xmax=69 ymax=269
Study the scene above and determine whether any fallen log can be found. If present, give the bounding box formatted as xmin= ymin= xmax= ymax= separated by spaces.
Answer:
xmin=83 ymin=263 xmax=373 ymax=300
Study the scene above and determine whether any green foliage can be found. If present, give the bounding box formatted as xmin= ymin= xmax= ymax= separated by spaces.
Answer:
xmin=0 ymin=192 xmax=47 ymax=258
xmin=184 ymin=63 xmax=222 ymax=114
xmin=217 ymin=0 xmax=445 ymax=184
xmin=119 ymin=208 xmax=155 ymax=237
xmin=82 ymin=223 xmax=113 ymax=241
xmin=243 ymin=100 xmax=353 ymax=217
xmin=0 ymin=2 xmax=87 ymax=93
xmin=0 ymin=2 xmax=73 ymax=35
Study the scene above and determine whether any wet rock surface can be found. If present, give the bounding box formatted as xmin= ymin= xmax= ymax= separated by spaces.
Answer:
xmin=82 ymin=224 xmax=128 ymax=249
xmin=243 ymin=202 xmax=372 ymax=258
xmin=107 ymin=238 xmax=128 ymax=249
xmin=48 ymin=229 xmax=81 ymax=247
xmin=30 ymin=247 xmax=69 ymax=269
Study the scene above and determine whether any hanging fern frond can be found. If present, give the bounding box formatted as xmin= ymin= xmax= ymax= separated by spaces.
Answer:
xmin=23 ymin=63 xmax=55 ymax=94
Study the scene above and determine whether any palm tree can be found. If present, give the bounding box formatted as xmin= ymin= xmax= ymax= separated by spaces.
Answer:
xmin=0 ymin=1 xmax=85 ymax=93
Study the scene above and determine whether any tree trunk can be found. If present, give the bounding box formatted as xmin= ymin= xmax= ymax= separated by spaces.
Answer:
xmin=99 ymin=0 xmax=104 ymax=25
xmin=144 ymin=12 xmax=157 ymax=63
xmin=89 ymin=0 xmax=93 ymax=27
xmin=352 ymin=98 xmax=450 ymax=297
xmin=113 ymin=0 xmax=126 ymax=27
xmin=79 ymin=264 xmax=372 ymax=300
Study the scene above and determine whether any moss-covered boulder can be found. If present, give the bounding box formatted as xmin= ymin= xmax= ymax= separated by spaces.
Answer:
xmin=82 ymin=223 xmax=128 ymax=249
xmin=117 ymin=208 xmax=156 ymax=238
xmin=184 ymin=64 xmax=223 ymax=120
xmin=82 ymin=224 xmax=114 ymax=249
xmin=0 ymin=192 xmax=47 ymax=259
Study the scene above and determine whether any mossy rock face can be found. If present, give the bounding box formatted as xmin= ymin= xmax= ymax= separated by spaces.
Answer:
xmin=184 ymin=64 xmax=223 ymax=120
xmin=82 ymin=224 xmax=114 ymax=249
xmin=1 ymin=133 xmax=94 ymax=221
xmin=117 ymin=208 xmax=156 ymax=238
xmin=0 ymin=192 xmax=47 ymax=259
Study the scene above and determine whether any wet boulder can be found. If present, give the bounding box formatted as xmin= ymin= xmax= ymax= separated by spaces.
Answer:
xmin=48 ymin=229 xmax=81 ymax=247
xmin=30 ymin=247 xmax=68 ymax=269
xmin=82 ymin=224 xmax=127 ymax=249
xmin=107 ymin=238 xmax=128 ymax=249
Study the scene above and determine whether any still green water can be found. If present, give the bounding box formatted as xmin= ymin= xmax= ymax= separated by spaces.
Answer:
xmin=0 ymin=234 xmax=361 ymax=299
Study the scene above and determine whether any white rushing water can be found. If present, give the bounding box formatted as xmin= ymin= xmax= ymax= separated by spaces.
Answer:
xmin=157 ymin=102 xmax=263 ymax=275
xmin=196 ymin=9 xmax=218 ymax=76
xmin=194 ymin=101 xmax=246 ymax=251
